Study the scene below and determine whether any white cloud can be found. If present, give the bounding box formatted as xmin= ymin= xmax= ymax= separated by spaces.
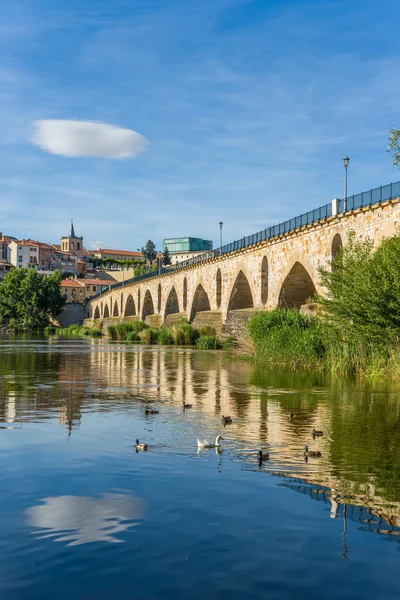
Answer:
xmin=31 ymin=119 xmax=149 ymax=158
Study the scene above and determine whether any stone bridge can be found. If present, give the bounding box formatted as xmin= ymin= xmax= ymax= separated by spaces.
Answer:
xmin=87 ymin=192 xmax=400 ymax=333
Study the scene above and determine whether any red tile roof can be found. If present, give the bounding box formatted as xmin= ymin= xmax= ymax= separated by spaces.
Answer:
xmin=94 ymin=248 xmax=143 ymax=258
xmin=61 ymin=279 xmax=85 ymax=288
xmin=82 ymin=278 xmax=111 ymax=286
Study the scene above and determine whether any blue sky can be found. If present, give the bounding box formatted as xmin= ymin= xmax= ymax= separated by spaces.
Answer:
xmin=1 ymin=0 xmax=400 ymax=250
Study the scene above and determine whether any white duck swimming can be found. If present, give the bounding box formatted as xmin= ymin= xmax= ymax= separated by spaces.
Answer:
xmin=197 ymin=435 xmax=224 ymax=449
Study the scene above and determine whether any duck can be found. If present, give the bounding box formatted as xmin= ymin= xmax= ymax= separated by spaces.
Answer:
xmin=145 ymin=409 xmax=159 ymax=415
xmin=288 ymin=412 xmax=294 ymax=419
xmin=136 ymin=439 xmax=148 ymax=451
xmin=183 ymin=403 xmax=192 ymax=409
xmin=197 ymin=435 xmax=224 ymax=449
xmin=258 ymin=450 xmax=269 ymax=461
xmin=304 ymin=445 xmax=321 ymax=458
xmin=222 ymin=415 xmax=232 ymax=424
xmin=312 ymin=428 xmax=323 ymax=436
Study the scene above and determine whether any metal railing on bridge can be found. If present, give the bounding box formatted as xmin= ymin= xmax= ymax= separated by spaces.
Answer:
xmin=91 ymin=179 xmax=400 ymax=301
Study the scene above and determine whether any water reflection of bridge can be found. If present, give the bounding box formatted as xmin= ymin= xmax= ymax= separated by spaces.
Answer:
xmin=2 ymin=341 xmax=400 ymax=538
xmin=281 ymin=475 xmax=400 ymax=547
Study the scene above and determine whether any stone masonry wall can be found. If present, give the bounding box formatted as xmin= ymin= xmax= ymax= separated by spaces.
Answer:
xmin=88 ymin=199 xmax=400 ymax=328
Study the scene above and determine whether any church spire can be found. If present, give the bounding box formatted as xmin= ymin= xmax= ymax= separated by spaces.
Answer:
xmin=70 ymin=219 xmax=76 ymax=238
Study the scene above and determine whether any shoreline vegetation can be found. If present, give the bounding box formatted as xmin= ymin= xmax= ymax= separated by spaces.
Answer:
xmin=45 ymin=320 xmax=235 ymax=350
xmin=249 ymin=234 xmax=400 ymax=379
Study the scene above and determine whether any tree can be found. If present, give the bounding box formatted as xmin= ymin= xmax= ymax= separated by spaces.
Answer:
xmin=141 ymin=240 xmax=157 ymax=265
xmin=162 ymin=246 xmax=171 ymax=266
xmin=318 ymin=233 xmax=400 ymax=343
xmin=0 ymin=268 xmax=65 ymax=330
xmin=388 ymin=126 xmax=400 ymax=167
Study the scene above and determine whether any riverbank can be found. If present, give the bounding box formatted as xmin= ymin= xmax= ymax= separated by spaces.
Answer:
xmin=247 ymin=309 xmax=400 ymax=379
xmin=45 ymin=320 xmax=235 ymax=350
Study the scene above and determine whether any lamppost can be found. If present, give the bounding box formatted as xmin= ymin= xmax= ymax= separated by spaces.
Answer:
xmin=219 ymin=221 xmax=223 ymax=255
xmin=343 ymin=156 xmax=350 ymax=212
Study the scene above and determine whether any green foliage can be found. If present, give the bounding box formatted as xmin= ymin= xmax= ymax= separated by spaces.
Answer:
xmin=318 ymin=233 xmax=400 ymax=343
xmin=107 ymin=321 xmax=146 ymax=341
xmin=388 ymin=126 xmax=400 ymax=167
xmin=141 ymin=240 xmax=157 ymax=265
xmin=139 ymin=328 xmax=159 ymax=344
xmin=221 ymin=336 xmax=235 ymax=349
xmin=0 ymin=268 xmax=65 ymax=330
xmin=170 ymin=320 xmax=199 ymax=345
xmin=198 ymin=325 xmax=216 ymax=337
xmin=48 ymin=324 xmax=102 ymax=338
xmin=196 ymin=335 xmax=222 ymax=350
xmin=162 ymin=246 xmax=171 ymax=266
xmin=157 ymin=328 xmax=175 ymax=345
xmin=248 ymin=309 xmax=326 ymax=368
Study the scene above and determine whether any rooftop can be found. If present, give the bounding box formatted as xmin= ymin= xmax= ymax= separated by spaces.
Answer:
xmin=61 ymin=279 xmax=85 ymax=288
xmin=94 ymin=248 xmax=143 ymax=258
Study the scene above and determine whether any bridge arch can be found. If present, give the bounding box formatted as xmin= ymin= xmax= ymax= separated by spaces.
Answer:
xmin=138 ymin=290 xmax=141 ymax=314
xmin=103 ymin=303 xmax=110 ymax=318
xmin=142 ymin=290 xmax=155 ymax=320
xmin=278 ymin=261 xmax=316 ymax=309
xmin=125 ymin=294 xmax=136 ymax=317
xmin=216 ymin=269 xmax=222 ymax=308
xmin=190 ymin=283 xmax=211 ymax=321
xmin=261 ymin=256 xmax=268 ymax=305
xmin=93 ymin=305 xmax=100 ymax=319
xmin=227 ymin=269 xmax=254 ymax=312
xmin=112 ymin=300 xmax=119 ymax=317
xmin=165 ymin=286 xmax=180 ymax=318
xmin=157 ymin=284 xmax=161 ymax=313
xmin=331 ymin=233 xmax=343 ymax=262
xmin=183 ymin=278 xmax=188 ymax=311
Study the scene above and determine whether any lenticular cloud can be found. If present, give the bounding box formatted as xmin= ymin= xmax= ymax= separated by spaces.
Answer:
xmin=32 ymin=119 xmax=149 ymax=158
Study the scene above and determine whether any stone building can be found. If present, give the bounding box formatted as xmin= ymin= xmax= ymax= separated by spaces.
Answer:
xmin=61 ymin=221 xmax=84 ymax=258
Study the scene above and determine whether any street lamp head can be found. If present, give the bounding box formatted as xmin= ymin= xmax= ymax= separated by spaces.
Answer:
xmin=343 ymin=156 xmax=350 ymax=167
xmin=219 ymin=221 xmax=223 ymax=228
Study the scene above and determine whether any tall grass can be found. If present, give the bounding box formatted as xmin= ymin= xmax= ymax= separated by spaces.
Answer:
xmin=46 ymin=324 xmax=103 ymax=338
xmin=107 ymin=321 xmax=146 ymax=341
xmin=248 ymin=309 xmax=326 ymax=369
xmin=106 ymin=318 xmax=226 ymax=349
xmin=248 ymin=309 xmax=400 ymax=378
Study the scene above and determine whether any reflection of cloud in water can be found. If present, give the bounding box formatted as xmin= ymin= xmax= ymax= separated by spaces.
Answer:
xmin=25 ymin=493 xmax=145 ymax=546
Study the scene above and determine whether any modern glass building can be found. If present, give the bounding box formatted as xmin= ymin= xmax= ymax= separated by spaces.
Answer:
xmin=163 ymin=237 xmax=213 ymax=253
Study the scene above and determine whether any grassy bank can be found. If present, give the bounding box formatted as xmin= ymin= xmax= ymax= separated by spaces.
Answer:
xmin=248 ymin=309 xmax=400 ymax=379
xmin=107 ymin=319 xmax=233 ymax=350
xmin=44 ymin=324 xmax=103 ymax=337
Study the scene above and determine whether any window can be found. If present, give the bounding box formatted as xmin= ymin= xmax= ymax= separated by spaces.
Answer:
xmin=30 ymin=247 xmax=37 ymax=251
xmin=93 ymin=286 xmax=96 ymax=291
xmin=87 ymin=286 xmax=90 ymax=291
xmin=77 ymin=243 xmax=80 ymax=250
xmin=18 ymin=256 xmax=23 ymax=262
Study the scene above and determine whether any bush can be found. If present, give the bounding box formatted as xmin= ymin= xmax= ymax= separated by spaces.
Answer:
xmin=196 ymin=335 xmax=221 ymax=350
xmin=157 ymin=328 xmax=174 ymax=345
xmin=198 ymin=325 xmax=217 ymax=337
xmin=126 ymin=331 xmax=141 ymax=342
xmin=170 ymin=320 xmax=199 ymax=345
xmin=248 ymin=309 xmax=326 ymax=368
xmin=139 ymin=328 xmax=159 ymax=344
xmin=107 ymin=321 xmax=147 ymax=340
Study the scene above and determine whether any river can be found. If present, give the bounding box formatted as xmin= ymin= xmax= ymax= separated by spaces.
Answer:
xmin=1 ymin=337 xmax=400 ymax=599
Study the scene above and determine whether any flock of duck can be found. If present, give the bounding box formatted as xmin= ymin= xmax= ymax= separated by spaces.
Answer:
xmin=135 ymin=406 xmax=324 ymax=461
